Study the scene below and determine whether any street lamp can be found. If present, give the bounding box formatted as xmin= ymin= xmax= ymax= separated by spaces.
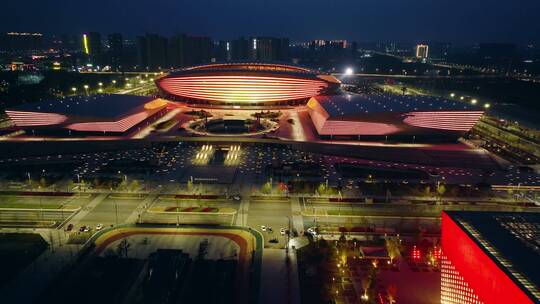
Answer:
xmin=450 ymin=93 xmax=455 ymax=98
xmin=344 ymin=67 xmax=354 ymax=76
xmin=71 ymin=87 xmax=77 ymax=94
xmin=484 ymin=103 xmax=491 ymax=109
xmin=471 ymin=99 xmax=478 ymax=105
xmin=83 ymin=84 xmax=89 ymax=95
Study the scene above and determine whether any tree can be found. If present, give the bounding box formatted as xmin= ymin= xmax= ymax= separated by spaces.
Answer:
xmin=317 ymin=183 xmax=326 ymax=196
xmin=385 ymin=237 xmax=402 ymax=263
xmin=261 ymin=181 xmax=272 ymax=194
xmin=116 ymin=239 xmax=131 ymax=258
xmin=129 ymin=180 xmax=139 ymax=192
xmin=39 ymin=177 xmax=47 ymax=188
xmin=437 ymin=183 xmax=446 ymax=197
xmin=197 ymin=239 xmax=209 ymax=260
xmin=387 ymin=284 xmax=398 ymax=303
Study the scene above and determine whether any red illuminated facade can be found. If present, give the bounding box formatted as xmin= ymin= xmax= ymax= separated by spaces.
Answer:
xmin=155 ymin=62 xmax=340 ymax=104
xmin=441 ymin=211 xmax=539 ymax=304
xmin=307 ymin=95 xmax=484 ymax=138
xmin=5 ymin=95 xmax=168 ymax=134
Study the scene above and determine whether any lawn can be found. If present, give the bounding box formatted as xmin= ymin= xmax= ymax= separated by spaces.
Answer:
xmin=0 ymin=196 xmax=63 ymax=209
xmin=0 ymin=233 xmax=48 ymax=287
xmin=164 ymin=207 xmax=219 ymax=213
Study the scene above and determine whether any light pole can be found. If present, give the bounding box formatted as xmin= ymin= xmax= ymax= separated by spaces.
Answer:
xmin=114 ymin=201 xmax=119 ymax=225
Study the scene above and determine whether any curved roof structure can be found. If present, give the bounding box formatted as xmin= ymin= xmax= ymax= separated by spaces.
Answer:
xmin=155 ymin=62 xmax=340 ymax=104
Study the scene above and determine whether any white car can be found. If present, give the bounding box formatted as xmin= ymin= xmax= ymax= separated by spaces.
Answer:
xmin=260 ymin=225 xmax=267 ymax=232
xmin=307 ymin=227 xmax=317 ymax=236
xmin=96 ymin=223 xmax=103 ymax=231
xmin=83 ymin=226 xmax=90 ymax=232
xmin=280 ymin=228 xmax=286 ymax=236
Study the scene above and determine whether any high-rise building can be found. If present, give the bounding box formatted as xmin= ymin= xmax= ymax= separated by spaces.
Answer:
xmin=231 ymin=37 xmax=250 ymax=61
xmin=248 ymin=37 xmax=290 ymax=62
xmin=107 ymin=33 xmax=124 ymax=71
xmin=136 ymin=36 xmax=148 ymax=68
xmin=0 ymin=32 xmax=44 ymax=52
xmin=415 ymin=44 xmax=429 ymax=59
xmin=441 ymin=211 xmax=540 ymax=304
xmin=83 ymin=32 xmax=103 ymax=66
xmin=136 ymin=34 xmax=168 ymax=70
xmin=216 ymin=40 xmax=232 ymax=62
xmin=183 ymin=36 xmax=212 ymax=66
xmin=167 ymin=34 xmax=186 ymax=68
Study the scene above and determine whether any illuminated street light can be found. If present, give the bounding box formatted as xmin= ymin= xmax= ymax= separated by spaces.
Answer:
xmin=83 ymin=85 xmax=89 ymax=89
xmin=484 ymin=103 xmax=491 ymax=109
xmin=471 ymin=99 xmax=478 ymax=105
xmin=71 ymin=87 xmax=77 ymax=92
xmin=460 ymin=96 xmax=465 ymax=100
xmin=98 ymin=82 xmax=103 ymax=86
xmin=450 ymin=93 xmax=455 ymax=98
xmin=112 ymin=80 xmax=117 ymax=84
xmin=345 ymin=67 xmax=354 ymax=75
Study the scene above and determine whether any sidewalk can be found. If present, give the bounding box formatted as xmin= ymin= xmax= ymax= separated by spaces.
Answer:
xmin=0 ymin=230 xmax=80 ymax=304
xmin=259 ymin=248 xmax=301 ymax=304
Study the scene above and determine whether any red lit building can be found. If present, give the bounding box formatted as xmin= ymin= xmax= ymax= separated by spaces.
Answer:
xmin=155 ymin=62 xmax=341 ymax=105
xmin=307 ymin=94 xmax=483 ymax=139
xmin=5 ymin=94 xmax=168 ymax=134
xmin=441 ymin=211 xmax=540 ymax=304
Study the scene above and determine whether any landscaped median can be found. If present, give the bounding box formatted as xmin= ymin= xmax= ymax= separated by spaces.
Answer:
xmin=107 ymin=193 xmax=147 ymax=200
xmin=301 ymin=208 xmax=441 ymax=219
xmin=148 ymin=206 xmax=236 ymax=215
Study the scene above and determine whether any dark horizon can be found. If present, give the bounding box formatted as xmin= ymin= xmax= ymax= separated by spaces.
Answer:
xmin=1 ymin=0 xmax=539 ymax=45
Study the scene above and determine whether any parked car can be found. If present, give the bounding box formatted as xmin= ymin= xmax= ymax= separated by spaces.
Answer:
xmin=96 ymin=223 xmax=103 ymax=231
xmin=66 ymin=224 xmax=74 ymax=232
xmin=260 ymin=225 xmax=267 ymax=232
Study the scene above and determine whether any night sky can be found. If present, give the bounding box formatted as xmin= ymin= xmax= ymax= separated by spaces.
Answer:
xmin=2 ymin=0 xmax=540 ymax=44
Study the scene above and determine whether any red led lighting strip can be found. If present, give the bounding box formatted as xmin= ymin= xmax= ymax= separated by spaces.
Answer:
xmin=317 ymin=120 xmax=401 ymax=135
xmin=403 ymin=111 xmax=484 ymax=131
xmin=66 ymin=111 xmax=149 ymax=132
xmin=441 ymin=212 xmax=534 ymax=304
xmin=158 ymin=76 xmax=329 ymax=103
xmin=5 ymin=110 xmax=68 ymax=126
xmin=186 ymin=63 xmax=313 ymax=73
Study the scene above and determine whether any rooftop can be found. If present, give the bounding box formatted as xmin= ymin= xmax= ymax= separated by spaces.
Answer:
xmin=312 ymin=93 xmax=482 ymax=117
xmin=446 ymin=211 xmax=540 ymax=301
xmin=8 ymin=94 xmax=155 ymax=118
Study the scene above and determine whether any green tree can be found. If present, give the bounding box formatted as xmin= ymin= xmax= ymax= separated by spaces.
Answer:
xmin=261 ymin=181 xmax=272 ymax=194
xmin=197 ymin=239 xmax=209 ymax=260
xmin=385 ymin=237 xmax=402 ymax=263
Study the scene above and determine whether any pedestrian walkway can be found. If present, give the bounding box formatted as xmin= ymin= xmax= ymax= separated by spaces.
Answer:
xmin=259 ymin=248 xmax=301 ymax=304
xmin=126 ymin=193 xmax=158 ymax=223
xmin=290 ymin=197 xmax=304 ymax=233
xmin=67 ymin=193 xmax=108 ymax=225
xmin=0 ymin=229 xmax=80 ymax=304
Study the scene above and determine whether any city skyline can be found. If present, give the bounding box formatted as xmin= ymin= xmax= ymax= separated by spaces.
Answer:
xmin=1 ymin=0 xmax=540 ymax=44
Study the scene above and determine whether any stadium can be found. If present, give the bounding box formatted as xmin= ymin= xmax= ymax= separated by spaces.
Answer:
xmin=4 ymin=63 xmax=484 ymax=139
xmin=155 ymin=62 xmax=341 ymax=105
